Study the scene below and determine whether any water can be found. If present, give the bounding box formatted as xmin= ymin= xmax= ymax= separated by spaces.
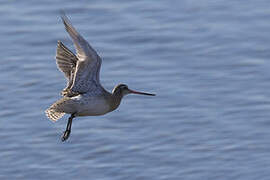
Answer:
xmin=1 ymin=0 xmax=270 ymax=179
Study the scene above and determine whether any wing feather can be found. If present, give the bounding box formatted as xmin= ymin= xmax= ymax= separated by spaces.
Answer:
xmin=55 ymin=41 xmax=78 ymax=94
xmin=56 ymin=41 xmax=77 ymax=79
xmin=61 ymin=13 xmax=102 ymax=94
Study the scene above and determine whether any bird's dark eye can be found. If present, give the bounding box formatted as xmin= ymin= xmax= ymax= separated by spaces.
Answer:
xmin=118 ymin=84 xmax=128 ymax=91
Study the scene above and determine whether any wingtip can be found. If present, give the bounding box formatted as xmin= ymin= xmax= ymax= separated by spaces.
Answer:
xmin=59 ymin=10 xmax=69 ymax=26
xmin=60 ymin=10 xmax=67 ymax=19
xmin=61 ymin=11 xmax=70 ymax=23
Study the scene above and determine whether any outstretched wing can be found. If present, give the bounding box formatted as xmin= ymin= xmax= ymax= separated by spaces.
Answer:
xmin=55 ymin=41 xmax=78 ymax=91
xmin=61 ymin=13 xmax=102 ymax=94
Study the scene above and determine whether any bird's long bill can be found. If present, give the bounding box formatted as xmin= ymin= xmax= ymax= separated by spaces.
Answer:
xmin=128 ymin=89 xmax=156 ymax=96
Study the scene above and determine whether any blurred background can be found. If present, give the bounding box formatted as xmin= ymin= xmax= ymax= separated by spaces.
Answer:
xmin=1 ymin=0 xmax=270 ymax=179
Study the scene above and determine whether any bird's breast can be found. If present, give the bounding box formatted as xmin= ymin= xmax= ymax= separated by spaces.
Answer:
xmin=72 ymin=94 xmax=111 ymax=116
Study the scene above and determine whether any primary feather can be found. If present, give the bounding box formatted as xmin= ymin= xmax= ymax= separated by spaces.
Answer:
xmin=55 ymin=41 xmax=78 ymax=94
xmin=61 ymin=14 xmax=102 ymax=94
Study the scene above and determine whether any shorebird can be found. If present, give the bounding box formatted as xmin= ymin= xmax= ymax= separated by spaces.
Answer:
xmin=45 ymin=14 xmax=155 ymax=141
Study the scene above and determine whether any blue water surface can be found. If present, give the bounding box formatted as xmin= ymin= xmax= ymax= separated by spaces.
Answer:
xmin=1 ymin=0 xmax=270 ymax=179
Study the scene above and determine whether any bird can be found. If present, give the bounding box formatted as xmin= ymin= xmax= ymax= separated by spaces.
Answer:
xmin=45 ymin=13 xmax=155 ymax=142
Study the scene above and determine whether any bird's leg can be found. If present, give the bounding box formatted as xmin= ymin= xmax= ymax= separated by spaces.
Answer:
xmin=61 ymin=113 xmax=75 ymax=142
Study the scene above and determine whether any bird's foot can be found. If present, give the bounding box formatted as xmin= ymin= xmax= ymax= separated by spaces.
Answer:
xmin=61 ymin=130 xmax=71 ymax=142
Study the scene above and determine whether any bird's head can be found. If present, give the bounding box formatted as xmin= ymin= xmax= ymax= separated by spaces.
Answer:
xmin=112 ymin=84 xmax=156 ymax=97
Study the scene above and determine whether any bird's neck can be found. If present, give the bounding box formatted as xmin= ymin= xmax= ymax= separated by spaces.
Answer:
xmin=110 ymin=91 xmax=123 ymax=111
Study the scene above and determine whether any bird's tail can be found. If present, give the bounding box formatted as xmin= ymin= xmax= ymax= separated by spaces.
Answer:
xmin=45 ymin=108 xmax=65 ymax=122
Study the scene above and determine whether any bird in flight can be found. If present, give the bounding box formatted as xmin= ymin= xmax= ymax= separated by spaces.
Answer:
xmin=45 ymin=13 xmax=155 ymax=141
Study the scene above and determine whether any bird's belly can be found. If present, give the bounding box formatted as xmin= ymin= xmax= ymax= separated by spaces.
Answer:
xmin=74 ymin=97 xmax=111 ymax=116
xmin=77 ymin=107 xmax=109 ymax=116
